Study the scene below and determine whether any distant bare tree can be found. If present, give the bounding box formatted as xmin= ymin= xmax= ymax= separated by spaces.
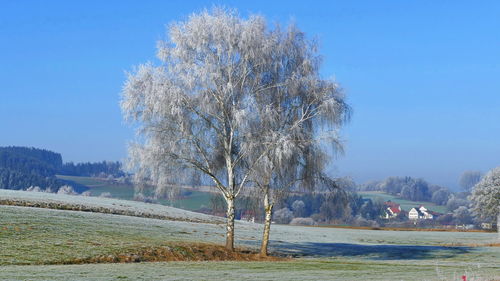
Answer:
xmin=459 ymin=171 xmax=482 ymax=192
xmin=209 ymin=193 xmax=226 ymax=215
xmin=290 ymin=217 xmax=316 ymax=226
xmin=446 ymin=195 xmax=469 ymax=212
xmin=431 ymin=188 xmax=451 ymax=205
xmin=291 ymin=200 xmax=306 ymax=217
xmin=26 ymin=186 xmax=43 ymax=192
xmin=469 ymin=167 xmax=500 ymax=231
xmin=121 ymin=8 xmax=350 ymax=251
xmin=56 ymin=185 xmax=77 ymax=195
xmin=81 ymin=191 xmax=92 ymax=196
xmin=99 ymin=192 xmax=112 ymax=198
xmin=273 ymin=207 xmax=294 ymax=224
xmin=452 ymin=206 xmax=473 ymax=225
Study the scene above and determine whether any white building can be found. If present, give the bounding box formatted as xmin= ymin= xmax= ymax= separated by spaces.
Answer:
xmin=408 ymin=206 xmax=434 ymax=220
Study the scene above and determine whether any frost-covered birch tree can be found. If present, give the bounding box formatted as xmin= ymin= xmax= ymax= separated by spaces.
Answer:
xmin=469 ymin=167 xmax=500 ymax=233
xmin=246 ymin=25 xmax=350 ymax=256
xmin=121 ymin=7 xmax=349 ymax=252
xmin=121 ymin=8 xmax=314 ymax=251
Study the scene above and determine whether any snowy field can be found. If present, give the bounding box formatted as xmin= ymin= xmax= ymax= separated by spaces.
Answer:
xmin=2 ymin=259 xmax=499 ymax=281
xmin=0 ymin=190 xmax=499 ymax=280
xmin=0 ymin=189 xmax=223 ymax=223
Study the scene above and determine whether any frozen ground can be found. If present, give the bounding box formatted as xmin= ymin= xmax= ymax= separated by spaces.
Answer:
xmin=0 ymin=190 xmax=498 ymax=280
xmin=0 ymin=189 xmax=223 ymax=223
xmin=1 ymin=259 xmax=499 ymax=281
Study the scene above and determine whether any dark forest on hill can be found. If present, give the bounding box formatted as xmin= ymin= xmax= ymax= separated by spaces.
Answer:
xmin=0 ymin=146 xmax=123 ymax=191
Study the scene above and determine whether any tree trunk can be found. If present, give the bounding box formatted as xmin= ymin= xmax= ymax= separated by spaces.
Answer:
xmin=497 ymin=210 xmax=499 ymax=240
xmin=225 ymin=196 xmax=235 ymax=251
xmin=260 ymin=189 xmax=273 ymax=257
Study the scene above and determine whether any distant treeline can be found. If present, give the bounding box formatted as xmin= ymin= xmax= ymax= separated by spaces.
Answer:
xmin=0 ymin=147 xmax=64 ymax=190
xmin=0 ymin=146 xmax=62 ymax=176
xmin=0 ymin=146 xmax=124 ymax=191
xmin=208 ymin=188 xmax=384 ymax=225
xmin=60 ymin=161 xmax=124 ymax=178
xmin=358 ymin=176 xmax=451 ymax=204
xmin=0 ymin=167 xmax=62 ymax=191
xmin=205 ymin=176 xmax=472 ymax=227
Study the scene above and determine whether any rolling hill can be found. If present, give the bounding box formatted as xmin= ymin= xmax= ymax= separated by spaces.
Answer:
xmin=56 ymin=175 xmax=213 ymax=211
xmin=0 ymin=189 xmax=499 ymax=280
xmin=358 ymin=191 xmax=448 ymax=214
xmin=57 ymin=175 xmax=451 ymax=219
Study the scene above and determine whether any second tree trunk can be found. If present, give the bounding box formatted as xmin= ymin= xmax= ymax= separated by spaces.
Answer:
xmin=260 ymin=190 xmax=273 ymax=257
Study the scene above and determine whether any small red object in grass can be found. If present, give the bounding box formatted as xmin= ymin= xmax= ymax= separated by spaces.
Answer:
xmin=461 ymin=275 xmax=467 ymax=281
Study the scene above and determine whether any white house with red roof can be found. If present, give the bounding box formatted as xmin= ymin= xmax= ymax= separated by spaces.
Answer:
xmin=383 ymin=201 xmax=402 ymax=219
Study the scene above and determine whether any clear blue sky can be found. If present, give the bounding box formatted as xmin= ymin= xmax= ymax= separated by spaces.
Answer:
xmin=1 ymin=0 xmax=498 ymax=189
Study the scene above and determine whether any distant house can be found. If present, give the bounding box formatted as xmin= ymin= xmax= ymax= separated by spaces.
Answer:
xmin=481 ymin=222 xmax=494 ymax=230
xmin=383 ymin=201 xmax=401 ymax=219
xmin=241 ymin=210 xmax=256 ymax=223
xmin=408 ymin=206 xmax=438 ymax=220
xmin=456 ymin=224 xmax=475 ymax=230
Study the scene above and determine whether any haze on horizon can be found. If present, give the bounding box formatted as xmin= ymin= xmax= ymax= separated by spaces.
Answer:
xmin=1 ymin=0 xmax=498 ymax=189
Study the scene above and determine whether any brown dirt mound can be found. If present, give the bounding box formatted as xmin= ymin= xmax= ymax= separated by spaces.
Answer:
xmin=50 ymin=243 xmax=285 ymax=265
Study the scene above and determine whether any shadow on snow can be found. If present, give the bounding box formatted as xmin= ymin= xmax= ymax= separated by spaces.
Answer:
xmin=266 ymin=241 xmax=472 ymax=260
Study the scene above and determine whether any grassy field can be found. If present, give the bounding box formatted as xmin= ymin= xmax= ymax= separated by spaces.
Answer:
xmin=0 ymin=189 xmax=222 ymax=224
xmin=59 ymin=176 xmax=451 ymax=215
xmin=0 ymin=205 xmax=226 ymax=265
xmin=56 ymin=175 xmax=212 ymax=211
xmin=358 ymin=191 xmax=448 ymax=213
xmin=57 ymin=175 xmax=106 ymax=187
xmin=156 ymin=191 xmax=212 ymax=211
xmin=0 ymin=191 xmax=498 ymax=280
xmin=2 ymin=259 xmax=499 ymax=281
